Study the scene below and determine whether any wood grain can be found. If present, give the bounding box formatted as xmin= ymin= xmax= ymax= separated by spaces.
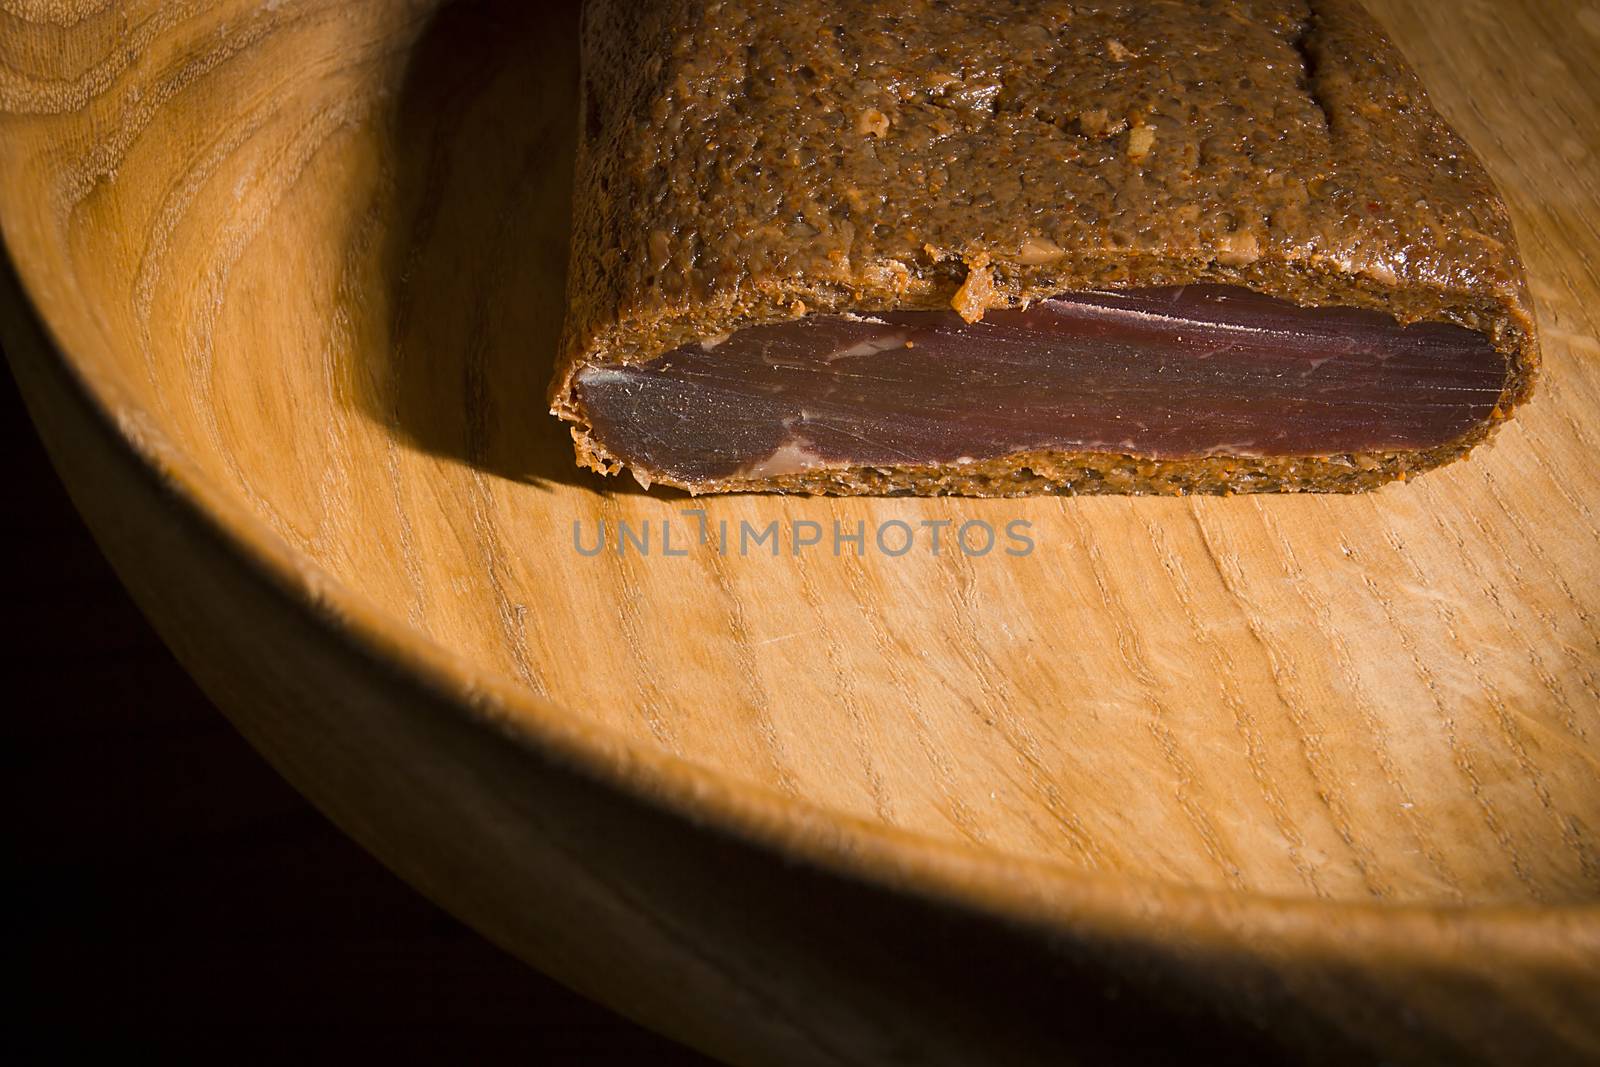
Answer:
xmin=2 ymin=0 xmax=1597 ymax=1061
xmin=1 ymin=377 xmax=710 ymax=1058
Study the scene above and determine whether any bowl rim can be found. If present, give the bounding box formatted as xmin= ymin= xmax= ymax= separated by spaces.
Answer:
xmin=3 ymin=238 xmax=1595 ymax=969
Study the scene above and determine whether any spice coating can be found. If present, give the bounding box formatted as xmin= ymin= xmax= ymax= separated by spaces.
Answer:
xmin=551 ymin=0 xmax=1538 ymax=495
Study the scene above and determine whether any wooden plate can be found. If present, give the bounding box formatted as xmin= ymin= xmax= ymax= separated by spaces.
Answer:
xmin=2 ymin=0 xmax=1596 ymax=1060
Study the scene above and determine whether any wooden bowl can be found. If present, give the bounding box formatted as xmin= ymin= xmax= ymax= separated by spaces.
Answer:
xmin=3 ymin=1 xmax=1596 ymax=1060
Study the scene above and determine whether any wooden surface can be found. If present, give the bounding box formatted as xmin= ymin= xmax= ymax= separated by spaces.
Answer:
xmin=2 ymin=366 xmax=709 ymax=1060
xmin=1 ymin=0 xmax=1597 ymax=1062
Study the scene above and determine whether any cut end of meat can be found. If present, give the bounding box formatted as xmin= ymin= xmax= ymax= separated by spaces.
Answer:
xmin=566 ymin=285 xmax=1508 ymax=495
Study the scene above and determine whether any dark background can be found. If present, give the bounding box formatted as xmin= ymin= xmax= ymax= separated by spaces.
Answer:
xmin=4 ymin=361 xmax=710 ymax=1060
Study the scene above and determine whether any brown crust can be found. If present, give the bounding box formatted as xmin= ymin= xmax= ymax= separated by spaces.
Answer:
xmin=551 ymin=0 xmax=1538 ymax=496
